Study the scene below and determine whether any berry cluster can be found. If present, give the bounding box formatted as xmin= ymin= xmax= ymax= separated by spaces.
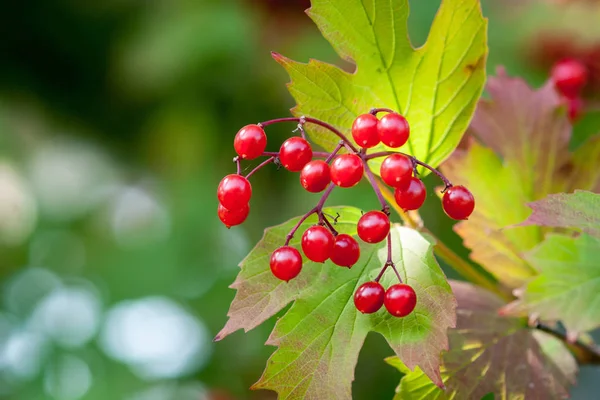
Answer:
xmin=217 ymin=108 xmax=475 ymax=317
xmin=551 ymin=58 xmax=589 ymax=121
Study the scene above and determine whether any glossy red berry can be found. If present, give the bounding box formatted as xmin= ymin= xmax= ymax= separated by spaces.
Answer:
xmin=270 ymin=246 xmax=303 ymax=281
xmin=217 ymin=174 xmax=252 ymax=210
xmin=279 ymin=137 xmax=313 ymax=172
xmin=330 ymin=234 xmax=360 ymax=268
xmin=384 ymin=284 xmax=417 ymax=317
xmin=380 ymin=154 xmax=412 ymax=188
xmin=442 ymin=185 xmax=475 ymax=220
xmin=394 ymin=177 xmax=426 ymax=211
xmin=354 ymin=281 xmax=385 ymax=314
xmin=352 ymin=114 xmax=380 ymax=148
xmin=330 ymin=154 xmax=364 ymax=188
xmin=567 ymin=97 xmax=584 ymax=122
xmin=234 ymin=124 xmax=267 ymax=160
xmin=218 ymin=203 xmax=249 ymax=228
xmin=552 ymin=59 xmax=588 ymax=98
xmin=378 ymin=113 xmax=410 ymax=148
xmin=300 ymin=160 xmax=331 ymax=193
xmin=301 ymin=225 xmax=335 ymax=262
xmin=357 ymin=211 xmax=390 ymax=244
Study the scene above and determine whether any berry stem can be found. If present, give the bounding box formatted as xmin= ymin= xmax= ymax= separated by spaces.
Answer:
xmin=233 ymin=156 xmax=241 ymax=175
xmin=369 ymin=107 xmax=397 ymax=115
xmin=245 ymin=156 xmax=276 ymax=180
xmin=362 ymin=158 xmax=390 ymax=215
xmin=325 ymin=142 xmax=345 ymax=164
xmin=259 ymin=117 xmax=359 ymax=153
xmin=284 ymin=183 xmax=336 ymax=246
xmin=366 ymin=151 xmax=452 ymax=189
xmin=319 ymin=213 xmax=339 ymax=236
xmin=261 ymin=151 xmax=330 ymax=158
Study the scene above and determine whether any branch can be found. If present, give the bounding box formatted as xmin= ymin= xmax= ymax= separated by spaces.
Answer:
xmin=534 ymin=322 xmax=600 ymax=365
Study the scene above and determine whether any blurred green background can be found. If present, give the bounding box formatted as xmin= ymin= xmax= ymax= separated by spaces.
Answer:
xmin=1 ymin=0 xmax=599 ymax=399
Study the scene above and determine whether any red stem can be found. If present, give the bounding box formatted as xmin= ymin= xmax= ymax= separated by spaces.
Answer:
xmin=366 ymin=151 xmax=452 ymax=189
xmin=245 ymin=157 xmax=275 ymax=180
xmin=284 ymin=183 xmax=336 ymax=245
xmin=369 ymin=107 xmax=397 ymax=115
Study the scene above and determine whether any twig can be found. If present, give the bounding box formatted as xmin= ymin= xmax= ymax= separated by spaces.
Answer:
xmin=245 ymin=157 xmax=275 ymax=180
xmin=534 ymin=322 xmax=600 ymax=365
xmin=284 ymin=183 xmax=336 ymax=245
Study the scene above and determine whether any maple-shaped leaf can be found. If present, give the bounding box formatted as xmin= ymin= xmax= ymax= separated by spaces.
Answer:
xmin=216 ymin=207 xmax=455 ymax=399
xmin=519 ymin=190 xmax=600 ymax=238
xmin=441 ymin=69 xmax=600 ymax=288
xmin=274 ymin=0 xmax=487 ymax=172
xmin=386 ymin=281 xmax=577 ymax=399
xmin=502 ymin=233 xmax=600 ymax=335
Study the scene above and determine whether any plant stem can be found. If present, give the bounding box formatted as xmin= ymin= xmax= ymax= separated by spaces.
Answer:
xmin=260 ymin=117 xmax=358 ymax=153
xmin=534 ymin=322 xmax=600 ymax=365
xmin=233 ymin=156 xmax=241 ymax=175
xmin=369 ymin=107 xmax=397 ymax=115
xmin=361 ymin=157 xmax=390 ymax=215
xmin=245 ymin=157 xmax=275 ymax=180
xmin=261 ymin=151 xmax=330 ymax=158
xmin=325 ymin=142 xmax=344 ymax=163
xmin=284 ymin=183 xmax=336 ymax=245
xmin=366 ymin=151 xmax=452 ymax=189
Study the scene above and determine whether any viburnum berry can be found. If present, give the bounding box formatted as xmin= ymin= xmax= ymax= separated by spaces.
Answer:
xmin=442 ymin=185 xmax=475 ymax=220
xmin=378 ymin=113 xmax=410 ymax=148
xmin=380 ymin=154 xmax=412 ymax=188
xmin=357 ymin=211 xmax=390 ymax=244
xmin=270 ymin=246 xmax=303 ymax=281
xmin=551 ymin=58 xmax=588 ymax=98
xmin=279 ymin=137 xmax=313 ymax=172
xmin=217 ymin=174 xmax=252 ymax=210
xmin=301 ymin=225 xmax=335 ymax=262
xmin=384 ymin=283 xmax=417 ymax=317
xmin=218 ymin=203 xmax=250 ymax=228
xmin=234 ymin=124 xmax=267 ymax=160
xmin=394 ymin=177 xmax=426 ymax=211
xmin=300 ymin=160 xmax=331 ymax=193
xmin=330 ymin=234 xmax=360 ymax=268
xmin=330 ymin=154 xmax=364 ymax=188
xmin=352 ymin=114 xmax=380 ymax=148
xmin=354 ymin=281 xmax=385 ymax=314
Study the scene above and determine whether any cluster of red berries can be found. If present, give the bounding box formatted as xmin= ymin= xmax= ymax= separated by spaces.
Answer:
xmin=217 ymin=109 xmax=475 ymax=318
xmin=551 ymin=58 xmax=589 ymax=121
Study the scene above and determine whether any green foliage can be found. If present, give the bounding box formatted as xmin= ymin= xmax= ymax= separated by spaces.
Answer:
xmin=441 ymin=71 xmax=600 ymax=288
xmin=387 ymin=281 xmax=577 ymax=400
xmin=218 ymin=208 xmax=455 ymax=399
xmin=275 ymin=0 xmax=487 ymax=172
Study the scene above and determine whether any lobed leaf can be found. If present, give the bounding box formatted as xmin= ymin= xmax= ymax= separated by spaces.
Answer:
xmin=519 ymin=190 xmax=600 ymax=238
xmin=388 ymin=281 xmax=577 ymax=400
xmin=441 ymin=69 xmax=600 ymax=288
xmin=217 ymin=208 xmax=455 ymax=399
xmin=274 ymin=0 xmax=488 ymax=173
xmin=503 ymin=233 xmax=600 ymax=334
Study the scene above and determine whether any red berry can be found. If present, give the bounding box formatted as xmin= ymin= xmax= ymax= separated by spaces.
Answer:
xmin=234 ymin=124 xmax=267 ymax=160
xmin=218 ymin=203 xmax=249 ymax=228
xmin=330 ymin=234 xmax=360 ymax=268
xmin=394 ymin=177 xmax=426 ymax=211
xmin=442 ymin=185 xmax=475 ymax=220
xmin=380 ymin=154 xmax=412 ymax=188
xmin=552 ymin=59 xmax=588 ymax=98
xmin=352 ymin=114 xmax=380 ymax=148
xmin=384 ymin=284 xmax=417 ymax=317
xmin=567 ymin=97 xmax=584 ymax=122
xmin=330 ymin=154 xmax=364 ymax=188
xmin=279 ymin=137 xmax=313 ymax=172
xmin=378 ymin=113 xmax=410 ymax=148
xmin=217 ymin=174 xmax=252 ymax=210
xmin=357 ymin=211 xmax=390 ymax=244
xmin=270 ymin=246 xmax=303 ymax=281
xmin=300 ymin=160 xmax=331 ymax=193
xmin=354 ymin=281 xmax=385 ymax=314
xmin=301 ymin=226 xmax=335 ymax=262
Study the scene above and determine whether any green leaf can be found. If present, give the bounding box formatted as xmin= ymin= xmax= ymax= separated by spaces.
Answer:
xmin=387 ymin=281 xmax=577 ymax=400
xmin=520 ymin=190 xmax=600 ymax=238
xmin=216 ymin=208 xmax=456 ymax=399
xmin=503 ymin=234 xmax=600 ymax=334
xmin=274 ymin=0 xmax=487 ymax=172
xmin=441 ymin=70 xmax=600 ymax=288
